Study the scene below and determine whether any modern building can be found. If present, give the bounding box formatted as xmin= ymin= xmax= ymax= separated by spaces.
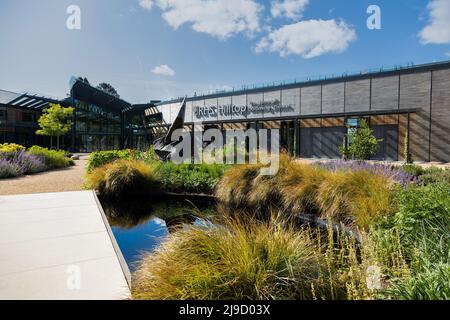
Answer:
xmin=0 ymin=90 xmax=61 ymax=148
xmin=153 ymin=60 xmax=450 ymax=163
xmin=1 ymin=78 xmax=160 ymax=152
xmin=2 ymin=60 xmax=450 ymax=162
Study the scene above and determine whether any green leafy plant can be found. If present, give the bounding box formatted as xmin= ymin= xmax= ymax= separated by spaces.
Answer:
xmin=87 ymin=150 xmax=133 ymax=173
xmin=340 ymin=119 xmax=381 ymax=160
xmin=36 ymin=103 xmax=74 ymax=149
xmin=0 ymin=143 xmax=25 ymax=153
xmin=27 ymin=146 xmax=74 ymax=168
xmin=404 ymin=131 xmax=413 ymax=164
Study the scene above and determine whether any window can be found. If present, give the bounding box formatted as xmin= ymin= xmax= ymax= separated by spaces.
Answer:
xmin=22 ymin=112 xmax=35 ymax=122
xmin=0 ymin=110 xmax=6 ymax=121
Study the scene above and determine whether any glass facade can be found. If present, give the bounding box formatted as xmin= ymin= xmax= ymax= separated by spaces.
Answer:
xmin=73 ymin=99 xmax=122 ymax=152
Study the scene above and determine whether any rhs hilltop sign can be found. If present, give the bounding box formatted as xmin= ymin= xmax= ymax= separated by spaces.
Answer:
xmin=193 ymin=99 xmax=295 ymax=120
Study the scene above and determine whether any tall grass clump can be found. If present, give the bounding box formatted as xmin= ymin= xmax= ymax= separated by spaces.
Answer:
xmin=316 ymin=170 xmax=396 ymax=229
xmin=215 ymin=154 xmax=396 ymax=229
xmin=85 ymin=160 xmax=156 ymax=197
xmin=215 ymin=164 xmax=262 ymax=207
xmin=133 ymin=215 xmax=344 ymax=300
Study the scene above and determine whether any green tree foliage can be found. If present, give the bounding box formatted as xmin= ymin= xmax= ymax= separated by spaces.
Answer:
xmin=341 ymin=119 xmax=381 ymax=160
xmin=36 ymin=104 xmax=74 ymax=150
xmin=97 ymin=82 xmax=120 ymax=98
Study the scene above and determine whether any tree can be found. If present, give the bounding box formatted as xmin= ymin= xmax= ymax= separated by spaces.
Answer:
xmin=340 ymin=119 xmax=382 ymax=160
xmin=36 ymin=104 xmax=74 ymax=150
xmin=97 ymin=82 xmax=120 ymax=98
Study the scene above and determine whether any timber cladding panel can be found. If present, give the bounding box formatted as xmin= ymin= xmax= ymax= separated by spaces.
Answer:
xmin=371 ymin=76 xmax=399 ymax=111
xmin=322 ymin=83 xmax=345 ymax=114
xmin=300 ymin=118 xmax=321 ymax=128
xmin=431 ymin=69 xmax=450 ymax=162
xmin=399 ymin=72 xmax=431 ymax=162
xmin=322 ymin=117 xmax=345 ymax=127
xmin=301 ymin=86 xmax=321 ymax=115
xmin=345 ymin=79 xmax=371 ymax=112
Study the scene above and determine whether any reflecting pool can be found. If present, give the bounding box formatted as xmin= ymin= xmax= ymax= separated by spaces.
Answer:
xmin=99 ymin=196 xmax=215 ymax=271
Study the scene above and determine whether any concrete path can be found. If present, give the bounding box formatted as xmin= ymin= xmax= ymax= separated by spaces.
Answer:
xmin=0 ymin=156 xmax=88 ymax=196
xmin=0 ymin=190 xmax=131 ymax=300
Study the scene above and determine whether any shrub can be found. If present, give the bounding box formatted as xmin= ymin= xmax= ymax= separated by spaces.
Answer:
xmin=0 ymin=151 xmax=47 ymax=178
xmin=0 ymin=143 xmax=25 ymax=153
xmin=419 ymin=167 xmax=450 ymax=185
xmin=386 ymin=262 xmax=450 ymax=300
xmin=0 ymin=158 xmax=22 ymax=178
xmin=318 ymin=160 xmax=419 ymax=187
xmin=86 ymin=150 xmax=132 ymax=173
xmin=86 ymin=148 xmax=160 ymax=173
xmin=401 ymin=164 xmax=425 ymax=178
xmin=132 ymin=216 xmax=342 ymax=300
xmin=371 ymin=183 xmax=450 ymax=300
xmin=384 ymin=183 xmax=450 ymax=263
xmin=86 ymin=160 xmax=156 ymax=197
xmin=154 ymin=162 xmax=229 ymax=194
xmin=28 ymin=146 xmax=74 ymax=169
xmin=340 ymin=119 xmax=381 ymax=160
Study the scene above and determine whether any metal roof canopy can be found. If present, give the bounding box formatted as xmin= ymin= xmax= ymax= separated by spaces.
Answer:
xmin=70 ymin=79 xmax=132 ymax=113
xmin=4 ymin=93 xmax=60 ymax=110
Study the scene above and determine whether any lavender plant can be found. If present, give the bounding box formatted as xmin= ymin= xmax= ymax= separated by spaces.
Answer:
xmin=316 ymin=160 xmax=419 ymax=186
xmin=0 ymin=151 xmax=47 ymax=178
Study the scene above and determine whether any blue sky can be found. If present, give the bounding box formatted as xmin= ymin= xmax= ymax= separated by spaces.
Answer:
xmin=0 ymin=0 xmax=449 ymax=103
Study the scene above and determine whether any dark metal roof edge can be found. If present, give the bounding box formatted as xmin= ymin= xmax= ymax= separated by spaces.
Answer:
xmin=70 ymin=79 xmax=132 ymax=108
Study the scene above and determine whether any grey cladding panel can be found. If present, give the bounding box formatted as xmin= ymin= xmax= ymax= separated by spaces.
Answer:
xmin=301 ymin=86 xmax=321 ymax=115
xmin=400 ymin=72 xmax=431 ymax=110
xmin=431 ymin=69 xmax=450 ymax=162
xmin=399 ymin=72 xmax=431 ymax=162
xmin=281 ymin=88 xmax=300 ymax=117
xmin=345 ymin=79 xmax=370 ymax=112
xmin=322 ymin=83 xmax=344 ymax=114
xmin=371 ymin=76 xmax=399 ymax=111
xmin=263 ymin=90 xmax=281 ymax=118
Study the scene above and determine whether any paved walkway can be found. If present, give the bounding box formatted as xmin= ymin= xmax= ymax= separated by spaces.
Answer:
xmin=0 ymin=191 xmax=131 ymax=300
xmin=0 ymin=157 xmax=87 ymax=196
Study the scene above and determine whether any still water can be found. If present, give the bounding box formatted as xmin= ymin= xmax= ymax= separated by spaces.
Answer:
xmin=99 ymin=196 xmax=215 ymax=271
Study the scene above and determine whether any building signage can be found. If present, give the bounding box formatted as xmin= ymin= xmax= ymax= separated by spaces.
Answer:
xmin=193 ymin=99 xmax=295 ymax=120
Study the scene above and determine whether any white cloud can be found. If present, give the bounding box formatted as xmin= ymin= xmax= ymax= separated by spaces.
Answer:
xmin=256 ymin=19 xmax=356 ymax=58
xmin=152 ymin=64 xmax=175 ymax=76
xmin=419 ymin=0 xmax=450 ymax=44
xmin=139 ymin=0 xmax=154 ymax=10
xmin=153 ymin=218 xmax=167 ymax=227
xmin=155 ymin=0 xmax=263 ymax=40
xmin=271 ymin=0 xmax=309 ymax=20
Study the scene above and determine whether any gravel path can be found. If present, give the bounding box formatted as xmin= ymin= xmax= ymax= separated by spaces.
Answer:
xmin=0 ymin=158 xmax=88 ymax=195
